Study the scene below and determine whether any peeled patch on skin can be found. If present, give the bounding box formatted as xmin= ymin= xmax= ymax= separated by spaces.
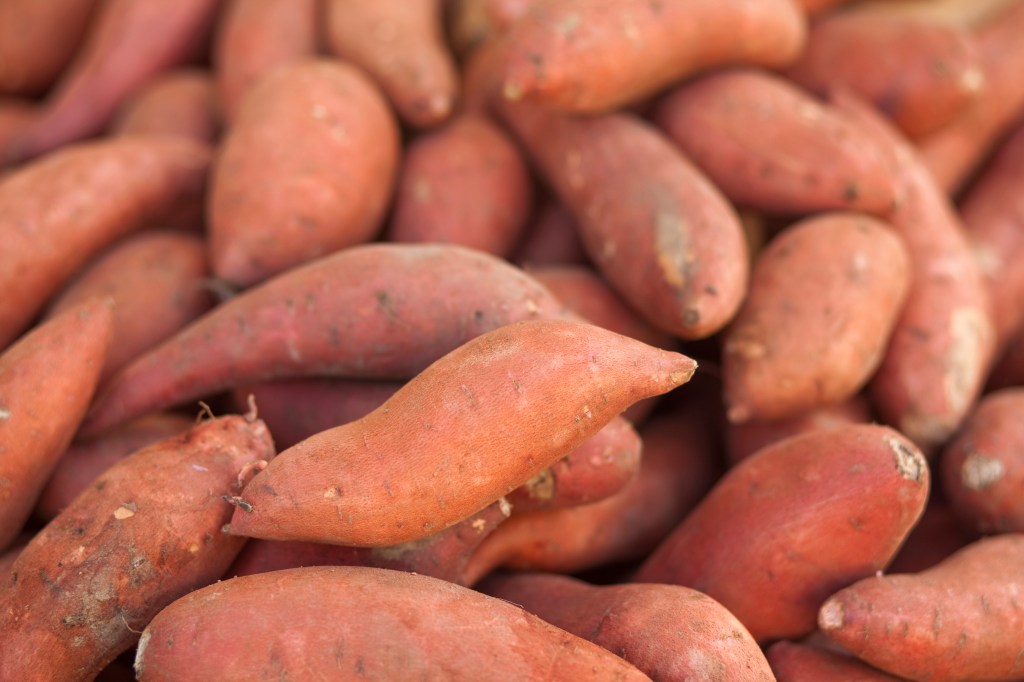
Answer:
xmin=961 ymin=452 xmax=1005 ymax=490
xmin=885 ymin=434 xmax=927 ymax=482
xmin=946 ymin=307 xmax=993 ymax=418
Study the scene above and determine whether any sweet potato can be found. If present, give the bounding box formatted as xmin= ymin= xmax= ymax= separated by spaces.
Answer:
xmin=722 ymin=212 xmax=911 ymax=423
xmin=987 ymin=327 xmax=1024 ymax=390
xmin=387 ymin=115 xmax=532 ymax=256
xmin=725 ymin=394 xmax=873 ymax=464
xmin=82 ymin=243 xmax=572 ymax=437
xmin=940 ymin=388 xmax=1024 ymax=533
xmin=226 ymin=319 xmax=695 ymax=547
xmin=231 ymin=378 xmax=402 ymax=449
xmin=886 ymin=499 xmax=979 ymax=574
xmin=323 ymin=0 xmax=459 ymax=129
xmin=226 ymin=499 xmax=511 ymax=585
xmin=512 ymin=200 xmax=589 ymax=267
xmin=490 ymin=0 xmax=806 ymax=114
xmin=209 ymin=58 xmax=399 ymax=286
xmin=0 ymin=0 xmax=98 ymax=96
xmin=0 ymin=299 xmax=113 ymax=551
xmin=918 ymin=0 xmax=1024 ymax=194
xmin=34 ymin=413 xmax=194 ymax=522
xmin=785 ymin=9 xmax=983 ymax=138
xmin=498 ymin=101 xmax=749 ymax=340
xmin=767 ymin=641 xmax=906 ymax=681
xmin=212 ymin=0 xmax=318 ymax=124
xmin=958 ymin=117 xmax=1024 ymax=352
xmin=0 ymin=413 xmax=275 ymax=682
xmin=2 ymin=0 xmax=220 ymax=164
xmin=654 ymin=69 xmax=902 ymax=215
xmin=462 ymin=386 xmax=722 ymax=584
xmin=134 ymin=566 xmax=650 ymax=681
xmin=45 ymin=230 xmax=213 ymax=383
xmin=446 ymin=0 xmax=534 ymax=55
xmin=481 ymin=572 xmax=774 ymax=681
xmin=633 ymin=423 xmax=930 ymax=642
xmin=110 ymin=69 xmax=220 ymax=144
xmin=832 ymin=90 xmax=996 ymax=451
xmin=0 ymin=135 xmax=210 ymax=350
xmin=819 ymin=534 xmax=1024 ymax=681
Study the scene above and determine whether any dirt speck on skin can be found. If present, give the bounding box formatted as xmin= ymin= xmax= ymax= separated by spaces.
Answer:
xmin=961 ymin=452 xmax=1004 ymax=491
xmin=524 ymin=469 xmax=555 ymax=501
xmin=885 ymin=435 xmax=926 ymax=482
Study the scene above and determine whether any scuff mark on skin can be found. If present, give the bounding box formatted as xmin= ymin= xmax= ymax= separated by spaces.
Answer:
xmin=961 ymin=452 xmax=1004 ymax=491
xmin=946 ymin=307 xmax=992 ymax=419
xmin=884 ymin=435 xmax=926 ymax=482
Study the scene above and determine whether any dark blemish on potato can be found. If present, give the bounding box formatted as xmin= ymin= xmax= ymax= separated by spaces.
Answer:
xmin=376 ymin=290 xmax=399 ymax=322
xmin=849 ymin=517 xmax=865 ymax=530
xmin=683 ymin=308 xmax=700 ymax=327
xmin=222 ymin=495 xmax=253 ymax=513
xmin=843 ymin=181 xmax=860 ymax=203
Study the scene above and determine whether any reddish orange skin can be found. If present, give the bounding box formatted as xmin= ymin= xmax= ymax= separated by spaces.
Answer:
xmin=0 ymin=0 xmax=97 ymax=96
xmin=633 ymin=424 xmax=930 ymax=643
xmin=226 ymin=499 xmax=510 ymax=585
xmin=0 ymin=415 xmax=276 ymax=682
xmin=528 ymin=265 xmax=674 ymax=350
xmin=110 ymin=70 xmax=220 ymax=144
xmin=0 ymin=136 xmax=210 ymax=350
xmin=82 ymin=243 xmax=573 ymax=437
xmin=46 ymin=230 xmax=213 ymax=383
xmin=987 ymin=328 xmax=1024 ymax=390
xmin=232 ymin=378 xmax=402 ymax=449
xmin=209 ymin=58 xmax=399 ymax=286
xmin=767 ymin=641 xmax=905 ymax=681
xmin=920 ymin=1 xmax=1024 ymax=194
xmin=654 ymin=69 xmax=901 ymax=215
xmin=213 ymin=0 xmax=318 ymax=123
xmin=785 ymin=11 xmax=983 ymax=138
xmin=323 ymin=0 xmax=458 ymax=129
xmin=725 ymin=394 xmax=873 ymax=465
xmin=796 ymin=0 xmax=857 ymax=15
xmin=134 ymin=566 xmax=650 ymax=681
xmin=227 ymin=319 xmax=696 ymax=547
xmin=499 ymin=101 xmax=749 ymax=340
xmin=3 ymin=0 xmax=220 ymax=163
xmin=512 ymin=200 xmax=589 ymax=267
xmin=34 ymin=413 xmax=194 ymax=522
xmin=722 ymin=213 xmax=911 ymax=422
xmin=0 ymin=299 xmax=113 ymax=550
xmin=388 ymin=115 xmax=533 ymax=257
xmin=940 ymin=388 xmax=1024 ymax=533
xmin=493 ymin=0 xmax=806 ymax=113
xmin=886 ymin=500 xmax=978 ymax=574
xmin=959 ymin=119 xmax=1024 ymax=352
xmin=481 ymin=573 xmax=774 ymax=681
xmin=463 ymin=388 xmax=722 ymax=584
xmin=819 ymin=535 xmax=1024 ymax=682
xmin=506 ymin=415 xmax=641 ymax=514
xmin=446 ymin=0 xmax=535 ymax=55
xmin=832 ymin=91 xmax=996 ymax=452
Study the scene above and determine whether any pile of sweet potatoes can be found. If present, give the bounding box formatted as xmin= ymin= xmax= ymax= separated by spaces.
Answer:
xmin=3 ymin=0 xmax=1024 ymax=679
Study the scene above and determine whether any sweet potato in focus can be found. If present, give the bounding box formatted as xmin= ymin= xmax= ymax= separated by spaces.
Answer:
xmin=0 ymin=299 xmax=113 ymax=550
xmin=209 ymin=58 xmax=399 ymax=286
xmin=0 ymin=414 xmax=276 ymax=682
xmin=722 ymin=213 xmax=911 ymax=422
xmin=634 ymin=424 xmax=929 ymax=642
xmin=227 ymin=319 xmax=696 ymax=547
xmin=134 ymin=566 xmax=650 ymax=681
xmin=819 ymin=534 xmax=1024 ymax=681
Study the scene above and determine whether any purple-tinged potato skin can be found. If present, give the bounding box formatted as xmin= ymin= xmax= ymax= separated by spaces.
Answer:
xmin=81 ymin=243 xmax=573 ymax=437
xmin=633 ymin=424 xmax=930 ymax=643
xmin=654 ymin=69 xmax=901 ymax=216
xmin=493 ymin=0 xmax=806 ymax=114
xmin=499 ymin=101 xmax=749 ymax=340
xmin=767 ymin=641 xmax=906 ymax=681
xmin=227 ymin=498 xmax=511 ymax=585
xmin=831 ymin=90 xmax=996 ymax=453
xmin=0 ymin=136 xmax=210 ymax=350
xmin=940 ymin=388 xmax=1024 ymax=533
xmin=226 ymin=320 xmax=695 ymax=548
xmin=480 ymin=572 xmax=775 ymax=681
xmin=0 ymin=414 xmax=276 ymax=682
xmin=134 ymin=566 xmax=651 ymax=681
xmin=388 ymin=115 xmax=533 ymax=256
xmin=819 ymin=534 xmax=1024 ymax=682
xmin=723 ymin=212 xmax=911 ymax=423
xmin=209 ymin=58 xmax=399 ymax=287
xmin=0 ymin=299 xmax=113 ymax=551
